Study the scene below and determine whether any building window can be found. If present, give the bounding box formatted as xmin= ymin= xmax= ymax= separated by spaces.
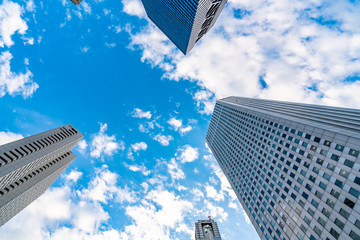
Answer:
xmin=349 ymin=149 xmax=359 ymax=158
xmin=349 ymin=231 xmax=360 ymax=240
xmin=339 ymin=208 xmax=350 ymax=219
xmin=330 ymin=228 xmax=340 ymax=239
xmin=344 ymin=159 xmax=355 ymax=168
xmin=335 ymin=144 xmax=344 ymax=152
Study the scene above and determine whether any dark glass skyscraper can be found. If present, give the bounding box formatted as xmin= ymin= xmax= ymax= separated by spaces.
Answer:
xmin=0 ymin=125 xmax=83 ymax=226
xmin=206 ymin=97 xmax=360 ymax=240
xmin=141 ymin=0 xmax=227 ymax=54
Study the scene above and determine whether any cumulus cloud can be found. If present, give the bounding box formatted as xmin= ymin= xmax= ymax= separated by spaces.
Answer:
xmin=79 ymin=166 xmax=136 ymax=204
xmin=205 ymin=185 xmax=225 ymax=202
xmin=120 ymin=189 xmax=193 ymax=239
xmin=0 ymin=166 xmax=137 ymax=240
xmin=131 ymin=141 xmax=147 ymax=151
xmin=152 ymin=133 xmax=173 ymax=146
xmin=126 ymin=164 xmax=151 ymax=176
xmin=125 ymin=0 xmax=360 ymax=112
xmin=0 ymin=0 xmax=28 ymax=47
xmin=76 ymin=139 xmax=87 ymax=154
xmin=167 ymin=117 xmax=193 ymax=135
xmin=0 ymin=130 xmax=23 ymax=145
xmin=121 ymin=0 xmax=146 ymax=18
xmin=131 ymin=108 xmax=152 ymax=119
xmin=167 ymin=158 xmax=185 ymax=180
xmin=63 ymin=170 xmax=83 ymax=183
xmin=90 ymin=123 xmax=125 ymax=158
xmin=176 ymin=145 xmax=199 ymax=163
xmin=0 ymin=52 xmax=38 ymax=98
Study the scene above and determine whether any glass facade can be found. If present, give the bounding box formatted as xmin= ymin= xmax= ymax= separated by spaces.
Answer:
xmin=206 ymin=97 xmax=360 ymax=240
xmin=141 ymin=0 xmax=227 ymax=54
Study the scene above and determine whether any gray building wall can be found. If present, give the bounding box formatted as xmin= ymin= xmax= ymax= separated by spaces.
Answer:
xmin=195 ymin=219 xmax=222 ymax=240
xmin=206 ymin=97 xmax=360 ymax=240
xmin=0 ymin=124 xmax=83 ymax=226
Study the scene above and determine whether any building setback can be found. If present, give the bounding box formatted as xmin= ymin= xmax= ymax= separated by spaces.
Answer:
xmin=140 ymin=0 xmax=227 ymax=55
xmin=195 ymin=218 xmax=222 ymax=240
xmin=206 ymin=97 xmax=360 ymax=240
xmin=0 ymin=124 xmax=83 ymax=226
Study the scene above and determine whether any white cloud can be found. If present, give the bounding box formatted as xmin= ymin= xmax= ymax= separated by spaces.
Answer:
xmin=79 ymin=166 xmax=136 ymax=204
xmin=121 ymin=0 xmax=146 ymax=18
xmin=167 ymin=117 xmax=193 ymax=135
xmin=90 ymin=123 xmax=125 ymax=158
xmin=77 ymin=139 xmax=87 ymax=154
xmin=204 ymin=201 xmax=228 ymax=223
xmin=179 ymin=125 xmax=192 ymax=134
xmin=167 ymin=117 xmax=182 ymax=131
xmin=125 ymin=0 xmax=360 ymax=112
xmin=243 ymin=210 xmax=251 ymax=224
xmin=205 ymin=185 xmax=224 ymax=202
xmin=24 ymin=58 xmax=29 ymax=65
xmin=82 ymin=1 xmax=91 ymax=14
xmin=126 ymin=164 xmax=151 ymax=176
xmin=81 ymin=46 xmax=90 ymax=53
xmin=0 ymin=51 xmax=38 ymax=98
xmin=131 ymin=141 xmax=147 ymax=151
xmin=152 ymin=133 xmax=173 ymax=146
xmin=120 ymin=189 xmax=193 ymax=239
xmin=0 ymin=0 xmax=28 ymax=47
xmin=25 ymin=0 xmax=35 ymax=12
xmin=176 ymin=145 xmax=199 ymax=163
xmin=132 ymin=108 xmax=152 ymax=119
xmin=167 ymin=158 xmax=185 ymax=180
xmin=0 ymin=131 xmax=23 ymax=145
xmin=63 ymin=170 xmax=83 ymax=183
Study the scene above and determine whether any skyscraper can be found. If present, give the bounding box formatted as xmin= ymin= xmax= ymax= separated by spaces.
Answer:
xmin=206 ymin=97 xmax=360 ymax=240
xmin=0 ymin=124 xmax=83 ymax=226
xmin=195 ymin=217 xmax=222 ymax=240
xmin=141 ymin=0 xmax=227 ymax=55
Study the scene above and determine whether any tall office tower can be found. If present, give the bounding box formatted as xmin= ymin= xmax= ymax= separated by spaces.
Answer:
xmin=195 ymin=218 xmax=222 ymax=240
xmin=0 ymin=125 xmax=83 ymax=226
xmin=141 ymin=0 xmax=227 ymax=55
xmin=206 ymin=97 xmax=360 ymax=240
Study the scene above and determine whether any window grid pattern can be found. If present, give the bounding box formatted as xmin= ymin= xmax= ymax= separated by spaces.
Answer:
xmin=0 ymin=124 xmax=83 ymax=227
xmin=206 ymin=99 xmax=360 ymax=240
xmin=141 ymin=0 xmax=227 ymax=54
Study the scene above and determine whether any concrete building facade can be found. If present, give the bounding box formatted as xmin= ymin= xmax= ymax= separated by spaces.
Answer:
xmin=140 ymin=0 xmax=227 ymax=54
xmin=206 ymin=97 xmax=360 ymax=240
xmin=195 ymin=218 xmax=222 ymax=240
xmin=0 ymin=124 xmax=83 ymax=226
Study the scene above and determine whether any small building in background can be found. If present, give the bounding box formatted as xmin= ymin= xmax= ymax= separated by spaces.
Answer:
xmin=195 ymin=217 xmax=222 ymax=240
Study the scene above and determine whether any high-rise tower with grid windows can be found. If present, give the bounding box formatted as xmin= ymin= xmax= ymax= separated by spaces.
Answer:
xmin=206 ymin=97 xmax=360 ymax=240
xmin=140 ymin=0 xmax=227 ymax=55
xmin=0 ymin=124 xmax=83 ymax=226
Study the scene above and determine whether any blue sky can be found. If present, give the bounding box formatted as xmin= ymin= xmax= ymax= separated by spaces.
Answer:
xmin=0 ymin=0 xmax=359 ymax=239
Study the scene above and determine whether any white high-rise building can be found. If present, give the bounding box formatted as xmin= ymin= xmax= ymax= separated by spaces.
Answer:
xmin=206 ymin=97 xmax=360 ymax=240
xmin=0 ymin=124 xmax=83 ymax=226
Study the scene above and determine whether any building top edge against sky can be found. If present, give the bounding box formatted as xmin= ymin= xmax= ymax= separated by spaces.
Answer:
xmin=220 ymin=97 xmax=360 ymax=139
xmin=141 ymin=0 xmax=227 ymax=54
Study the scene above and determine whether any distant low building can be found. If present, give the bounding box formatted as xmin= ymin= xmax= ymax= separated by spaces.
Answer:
xmin=195 ymin=218 xmax=222 ymax=240
xmin=71 ymin=0 xmax=82 ymax=5
xmin=141 ymin=0 xmax=227 ymax=55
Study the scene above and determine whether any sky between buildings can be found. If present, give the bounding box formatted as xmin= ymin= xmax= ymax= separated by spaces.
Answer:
xmin=0 ymin=0 xmax=359 ymax=239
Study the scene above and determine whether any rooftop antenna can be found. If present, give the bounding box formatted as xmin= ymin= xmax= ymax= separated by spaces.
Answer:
xmin=208 ymin=215 xmax=212 ymax=220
